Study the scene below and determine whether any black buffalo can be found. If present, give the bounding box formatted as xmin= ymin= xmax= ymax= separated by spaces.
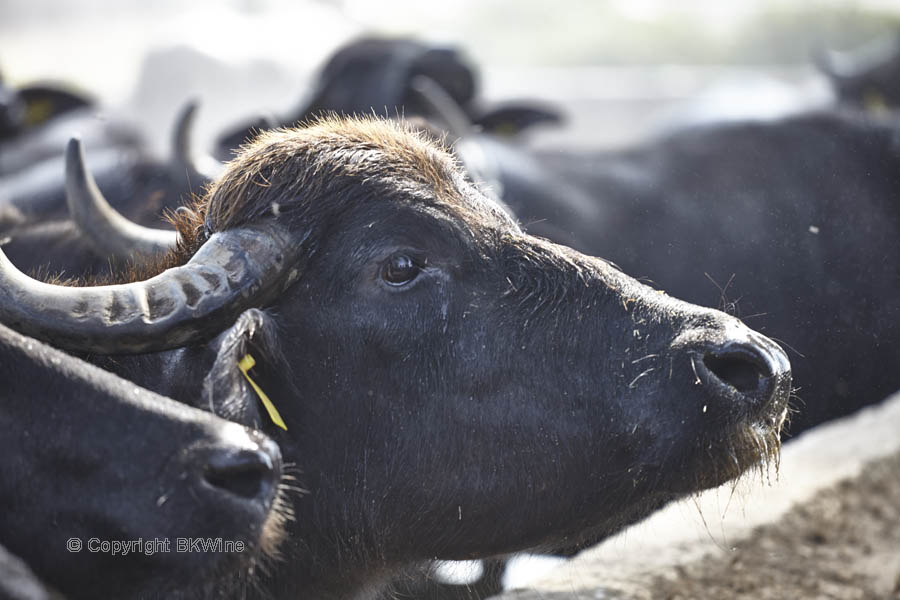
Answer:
xmin=0 ymin=79 xmax=141 ymax=177
xmin=0 ymin=117 xmax=790 ymax=599
xmin=0 ymin=102 xmax=215 ymax=277
xmin=215 ymin=37 xmax=562 ymax=159
xmin=489 ymin=109 xmax=900 ymax=435
xmin=0 ymin=74 xmax=95 ymax=146
xmin=0 ymin=321 xmax=287 ymax=599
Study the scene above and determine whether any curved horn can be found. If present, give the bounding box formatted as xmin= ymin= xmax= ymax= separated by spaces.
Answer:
xmin=0 ymin=224 xmax=303 ymax=354
xmin=812 ymin=45 xmax=842 ymax=79
xmin=406 ymin=76 xmax=507 ymax=205
xmin=65 ymin=137 xmax=178 ymax=259
xmin=172 ymin=100 xmax=225 ymax=183
xmin=408 ymin=74 xmax=473 ymax=140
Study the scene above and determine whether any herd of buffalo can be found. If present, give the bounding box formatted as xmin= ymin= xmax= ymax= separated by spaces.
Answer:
xmin=0 ymin=33 xmax=898 ymax=600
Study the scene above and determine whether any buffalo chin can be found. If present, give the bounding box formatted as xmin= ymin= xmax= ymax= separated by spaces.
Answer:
xmin=679 ymin=408 xmax=787 ymax=496
xmin=123 ymin=486 xmax=292 ymax=600
xmin=539 ymin=408 xmax=787 ymax=559
xmin=131 ymin=542 xmax=269 ymax=600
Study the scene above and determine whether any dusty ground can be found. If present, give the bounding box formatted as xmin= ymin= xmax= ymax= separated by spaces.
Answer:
xmin=500 ymin=449 xmax=900 ymax=600
xmin=496 ymin=394 xmax=900 ymax=600
xmin=642 ymin=451 xmax=900 ymax=600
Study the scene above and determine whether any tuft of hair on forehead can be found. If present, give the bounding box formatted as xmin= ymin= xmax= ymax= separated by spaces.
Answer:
xmin=143 ymin=114 xmax=515 ymax=284
xmin=200 ymin=114 xmax=465 ymax=235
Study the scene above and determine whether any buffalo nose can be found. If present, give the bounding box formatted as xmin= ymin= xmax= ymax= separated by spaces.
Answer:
xmin=202 ymin=428 xmax=281 ymax=503
xmin=699 ymin=331 xmax=791 ymax=411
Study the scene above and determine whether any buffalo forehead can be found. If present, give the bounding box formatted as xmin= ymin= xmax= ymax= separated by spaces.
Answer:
xmin=207 ymin=117 xmax=517 ymax=243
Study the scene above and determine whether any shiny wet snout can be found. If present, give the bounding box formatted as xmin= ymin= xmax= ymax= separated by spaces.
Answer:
xmin=189 ymin=424 xmax=282 ymax=517
xmin=678 ymin=323 xmax=792 ymax=425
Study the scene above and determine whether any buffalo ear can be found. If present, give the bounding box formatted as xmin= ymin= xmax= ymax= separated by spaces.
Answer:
xmin=17 ymin=85 xmax=94 ymax=127
xmin=202 ymin=308 xmax=288 ymax=430
xmin=472 ymin=102 xmax=564 ymax=137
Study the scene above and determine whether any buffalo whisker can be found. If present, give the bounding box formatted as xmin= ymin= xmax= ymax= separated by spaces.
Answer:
xmin=628 ymin=367 xmax=657 ymax=389
xmin=690 ymin=355 xmax=702 ymax=385
xmin=631 ymin=353 xmax=659 ymax=364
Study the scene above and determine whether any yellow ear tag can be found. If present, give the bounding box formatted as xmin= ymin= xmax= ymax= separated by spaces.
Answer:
xmin=238 ymin=354 xmax=287 ymax=431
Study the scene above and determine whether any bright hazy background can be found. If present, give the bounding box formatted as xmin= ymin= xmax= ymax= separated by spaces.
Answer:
xmin=2 ymin=0 xmax=899 ymax=154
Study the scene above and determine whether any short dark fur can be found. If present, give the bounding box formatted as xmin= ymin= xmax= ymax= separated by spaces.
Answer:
xmin=512 ymin=109 xmax=900 ymax=434
xmin=62 ymin=116 xmax=788 ymax=600
xmin=0 ymin=322 xmax=288 ymax=600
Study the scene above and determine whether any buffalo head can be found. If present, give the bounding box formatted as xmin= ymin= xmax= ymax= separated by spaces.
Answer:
xmin=0 ymin=117 xmax=790 ymax=598
xmin=0 ymin=322 xmax=288 ymax=599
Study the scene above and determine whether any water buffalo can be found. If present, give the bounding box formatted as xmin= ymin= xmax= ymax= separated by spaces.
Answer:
xmin=215 ymin=37 xmax=562 ymax=159
xmin=1 ymin=102 xmax=215 ymax=277
xmin=0 ymin=74 xmax=95 ymax=145
xmin=0 ymin=321 xmax=288 ymax=599
xmin=0 ymin=116 xmax=790 ymax=599
xmin=0 ymin=80 xmax=141 ymax=177
xmin=490 ymin=109 xmax=900 ymax=435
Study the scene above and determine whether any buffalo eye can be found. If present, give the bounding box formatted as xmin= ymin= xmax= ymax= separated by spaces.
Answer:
xmin=381 ymin=253 xmax=422 ymax=287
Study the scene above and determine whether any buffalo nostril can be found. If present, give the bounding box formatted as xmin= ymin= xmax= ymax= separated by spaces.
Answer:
xmin=203 ymin=447 xmax=277 ymax=501
xmin=692 ymin=333 xmax=790 ymax=416
xmin=703 ymin=353 xmax=764 ymax=394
